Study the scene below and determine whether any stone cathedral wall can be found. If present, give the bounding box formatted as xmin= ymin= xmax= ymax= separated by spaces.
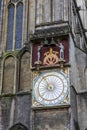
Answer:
xmin=0 ymin=0 xmax=87 ymax=130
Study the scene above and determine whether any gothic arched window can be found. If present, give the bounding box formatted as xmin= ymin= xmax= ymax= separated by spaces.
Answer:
xmin=17 ymin=47 xmax=31 ymax=92
xmin=19 ymin=51 xmax=31 ymax=92
xmin=2 ymin=56 xmax=16 ymax=94
xmin=6 ymin=4 xmax=14 ymax=50
xmin=6 ymin=1 xmax=23 ymax=51
xmin=15 ymin=2 xmax=23 ymax=49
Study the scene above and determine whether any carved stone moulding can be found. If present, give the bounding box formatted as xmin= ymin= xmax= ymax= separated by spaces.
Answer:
xmin=30 ymin=25 xmax=70 ymax=41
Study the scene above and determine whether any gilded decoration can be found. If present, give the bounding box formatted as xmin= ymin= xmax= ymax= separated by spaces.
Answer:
xmin=32 ymin=38 xmax=69 ymax=67
xmin=43 ymin=48 xmax=59 ymax=65
xmin=33 ymin=71 xmax=39 ymax=79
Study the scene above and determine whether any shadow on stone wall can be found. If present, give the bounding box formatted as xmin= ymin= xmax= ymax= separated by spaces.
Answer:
xmin=74 ymin=120 xmax=80 ymax=130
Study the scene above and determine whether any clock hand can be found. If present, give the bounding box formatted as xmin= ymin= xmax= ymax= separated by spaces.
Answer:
xmin=43 ymin=76 xmax=49 ymax=85
xmin=43 ymin=76 xmax=54 ymax=91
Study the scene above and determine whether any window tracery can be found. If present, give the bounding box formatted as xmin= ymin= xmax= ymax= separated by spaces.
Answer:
xmin=6 ymin=0 xmax=23 ymax=51
xmin=6 ymin=4 xmax=14 ymax=50
xmin=15 ymin=2 xmax=23 ymax=49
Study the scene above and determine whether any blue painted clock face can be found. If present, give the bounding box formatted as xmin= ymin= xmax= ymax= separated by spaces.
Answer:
xmin=34 ymin=71 xmax=68 ymax=106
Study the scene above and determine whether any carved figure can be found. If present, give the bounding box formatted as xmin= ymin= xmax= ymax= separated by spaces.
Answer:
xmin=37 ymin=46 xmax=41 ymax=61
xmin=59 ymin=43 xmax=64 ymax=60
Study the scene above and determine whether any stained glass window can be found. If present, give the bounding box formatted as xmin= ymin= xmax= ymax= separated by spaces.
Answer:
xmin=6 ymin=4 xmax=14 ymax=50
xmin=6 ymin=1 xmax=23 ymax=51
xmin=15 ymin=2 xmax=23 ymax=49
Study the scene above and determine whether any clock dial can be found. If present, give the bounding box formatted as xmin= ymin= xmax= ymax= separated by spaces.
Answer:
xmin=34 ymin=71 xmax=68 ymax=106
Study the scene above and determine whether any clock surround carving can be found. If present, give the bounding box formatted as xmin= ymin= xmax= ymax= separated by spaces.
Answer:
xmin=32 ymin=70 xmax=70 ymax=107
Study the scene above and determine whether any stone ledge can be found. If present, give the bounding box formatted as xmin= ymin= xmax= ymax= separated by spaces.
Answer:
xmin=32 ymin=104 xmax=71 ymax=111
xmin=0 ymin=91 xmax=31 ymax=97
xmin=30 ymin=23 xmax=70 ymax=40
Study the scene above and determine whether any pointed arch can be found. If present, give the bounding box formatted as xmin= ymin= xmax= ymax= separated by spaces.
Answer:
xmin=18 ymin=46 xmax=30 ymax=58
xmin=2 ymin=55 xmax=16 ymax=93
xmin=9 ymin=123 xmax=28 ymax=130
xmin=6 ymin=0 xmax=24 ymax=51
xmin=17 ymin=47 xmax=31 ymax=92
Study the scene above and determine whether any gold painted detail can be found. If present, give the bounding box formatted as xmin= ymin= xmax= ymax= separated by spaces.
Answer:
xmin=43 ymin=48 xmax=59 ymax=65
xmin=33 ymin=71 xmax=39 ymax=79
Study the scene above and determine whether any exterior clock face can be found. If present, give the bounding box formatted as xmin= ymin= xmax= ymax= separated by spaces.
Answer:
xmin=34 ymin=71 xmax=68 ymax=106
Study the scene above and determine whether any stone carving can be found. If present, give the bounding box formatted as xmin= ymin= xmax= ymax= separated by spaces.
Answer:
xmin=58 ymin=43 xmax=64 ymax=60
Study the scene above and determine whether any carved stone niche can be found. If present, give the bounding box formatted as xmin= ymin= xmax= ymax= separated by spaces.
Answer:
xmin=9 ymin=123 xmax=28 ymax=130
